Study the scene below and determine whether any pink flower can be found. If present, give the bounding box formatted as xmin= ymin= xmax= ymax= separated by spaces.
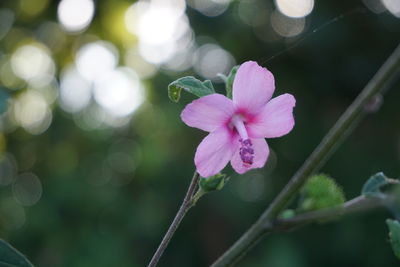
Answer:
xmin=181 ymin=61 xmax=296 ymax=177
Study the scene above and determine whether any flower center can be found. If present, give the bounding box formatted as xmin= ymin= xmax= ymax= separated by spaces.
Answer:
xmin=231 ymin=115 xmax=254 ymax=167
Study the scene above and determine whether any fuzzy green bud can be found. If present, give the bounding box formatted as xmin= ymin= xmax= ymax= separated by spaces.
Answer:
xmin=298 ymin=174 xmax=346 ymax=212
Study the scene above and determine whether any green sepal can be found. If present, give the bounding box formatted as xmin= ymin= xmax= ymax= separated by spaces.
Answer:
xmin=387 ymin=219 xmax=400 ymax=259
xmin=168 ymin=76 xmax=215 ymax=102
xmin=298 ymin=174 xmax=345 ymax=212
xmin=225 ymin=66 xmax=239 ymax=99
xmin=0 ymin=239 xmax=34 ymax=266
xmin=362 ymin=172 xmax=399 ymax=198
xmin=199 ymin=173 xmax=229 ymax=193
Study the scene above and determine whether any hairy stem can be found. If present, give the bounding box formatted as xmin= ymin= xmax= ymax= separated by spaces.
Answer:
xmin=148 ymin=171 xmax=200 ymax=267
xmin=210 ymin=43 xmax=400 ymax=267
xmin=271 ymin=196 xmax=384 ymax=232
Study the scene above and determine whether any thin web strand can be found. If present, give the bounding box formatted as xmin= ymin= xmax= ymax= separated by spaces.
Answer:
xmin=260 ymin=6 xmax=368 ymax=66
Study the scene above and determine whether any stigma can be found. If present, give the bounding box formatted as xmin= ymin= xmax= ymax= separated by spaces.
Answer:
xmin=239 ymin=139 xmax=254 ymax=167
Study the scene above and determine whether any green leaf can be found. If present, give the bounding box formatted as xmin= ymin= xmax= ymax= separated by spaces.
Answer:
xmin=225 ymin=66 xmax=239 ymax=99
xmin=0 ymin=239 xmax=34 ymax=267
xmin=167 ymin=76 xmax=215 ymax=102
xmin=199 ymin=173 xmax=229 ymax=193
xmin=361 ymin=172 xmax=400 ymax=197
xmin=298 ymin=174 xmax=345 ymax=212
xmin=387 ymin=219 xmax=400 ymax=259
xmin=202 ymin=80 xmax=214 ymax=91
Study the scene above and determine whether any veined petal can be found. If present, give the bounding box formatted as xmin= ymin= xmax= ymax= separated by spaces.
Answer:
xmin=247 ymin=93 xmax=296 ymax=138
xmin=181 ymin=94 xmax=235 ymax=132
xmin=231 ymin=138 xmax=269 ymax=174
xmin=195 ymin=127 xmax=239 ymax=177
xmin=232 ymin=61 xmax=275 ymax=114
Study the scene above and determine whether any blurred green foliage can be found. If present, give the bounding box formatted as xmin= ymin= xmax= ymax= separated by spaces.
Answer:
xmin=0 ymin=0 xmax=399 ymax=266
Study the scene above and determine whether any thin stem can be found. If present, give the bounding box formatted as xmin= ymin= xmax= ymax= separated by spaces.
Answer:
xmin=210 ymin=43 xmax=400 ymax=267
xmin=148 ymin=171 xmax=200 ymax=267
xmin=270 ymin=196 xmax=383 ymax=232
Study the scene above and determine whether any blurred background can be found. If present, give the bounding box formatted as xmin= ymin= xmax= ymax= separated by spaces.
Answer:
xmin=0 ymin=0 xmax=399 ymax=266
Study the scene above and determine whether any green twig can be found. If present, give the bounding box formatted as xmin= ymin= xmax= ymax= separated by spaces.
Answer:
xmin=148 ymin=171 xmax=200 ymax=267
xmin=210 ymin=43 xmax=400 ymax=267
xmin=271 ymin=196 xmax=384 ymax=232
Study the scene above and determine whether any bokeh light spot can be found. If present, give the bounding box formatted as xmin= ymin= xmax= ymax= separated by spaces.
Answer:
xmin=0 ymin=9 xmax=14 ymax=40
xmin=275 ymin=0 xmax=314 ymax=18
xmin=271 ymin=11 xmax=306 ymax=37
xmin=124 ymin=46 xmax=158 ymax=79
xmin=193 ymin=43 xmax=235 ymax=81
xmin=59 ymin=66 xmax=92 ymax=113
xmin=37 ymin=22 xmax=68 ymax=53
xmin=188 ymin=0 xmax=232 ymax=17
xmin=236 ymin=172 xmax=266 ymax=202
xmin=20 ymin=0 xmax=50 ymax=18
xmin=93 ymin=67 xmax=145 ymax=117
xmin=382 ymin=0 xmax=400 ymax=17
xmin=362 ymin=0 xmax=386 ymax=14
xmin=76 ymin=41 xmax=118 ymax=82
xmin=0 ymin=154 xmax=17 ymax=186
xmin=57 ymin=0 xmax=95 ymax=33
xmin=11 ymin=43 xmax=55 ymax=86
xmin=13 ymin=90 xmax=52 ymax=135
xmin=124 ymin=0 xmax=191 ymax=65
xmin=13 ymin=173 xmax=42 ymax=206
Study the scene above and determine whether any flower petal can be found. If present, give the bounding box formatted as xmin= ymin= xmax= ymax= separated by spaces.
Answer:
xmin=247 ymin=93 xmax=296 ymax=138
xmin=230 ymin=138 xmax=269 ymax=174
xmin=195 ymin=127 xmax=238 ymax=177
xmin=232 ymin=61 xmax=275 ymax=113
xmin=181 ymin=94 xmax=235 ymax=132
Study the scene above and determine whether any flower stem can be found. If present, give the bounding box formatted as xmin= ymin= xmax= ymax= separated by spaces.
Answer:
xmin=148 ymin=171 xmax=200 ymax=267
xmin=210 ymin=43 xmax=400 ymax=267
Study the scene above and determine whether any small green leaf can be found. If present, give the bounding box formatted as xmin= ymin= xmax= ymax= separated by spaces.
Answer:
xmin=387 ymin=219 xmax=400 ymax=259
xmin=199 ymin=173 xmax=229 ymax=193
xmin=168 ymin=76 xmax=215 ymax=102
xmin=0 ymin=239 xmax=34 ymax=266
xmin=361 ymin=172 xmax=399 ymax=197
xmin=298 ymin=174 xmax=345 ymax=212
xmin=225 ymin=66 xmax=239 ymax=99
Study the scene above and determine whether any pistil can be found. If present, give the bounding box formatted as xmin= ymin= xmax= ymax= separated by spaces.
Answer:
xmin=231 ymin=115 xmax=254 ymax=167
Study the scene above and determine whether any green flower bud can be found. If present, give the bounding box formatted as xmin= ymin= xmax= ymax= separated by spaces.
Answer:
xmin=279 ymin=209 xmax=296 ymax=219
xmin=298 ymin=174 xmax=345 ymax=212
xmin=199 ymin=173 xmax=229 ymax=193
